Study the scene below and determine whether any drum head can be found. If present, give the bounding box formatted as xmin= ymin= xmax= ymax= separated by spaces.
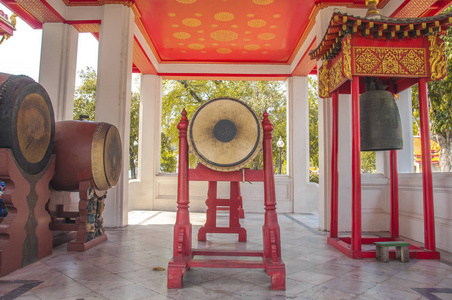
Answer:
xmin=188 ymin=98 xmax=262 ymax=171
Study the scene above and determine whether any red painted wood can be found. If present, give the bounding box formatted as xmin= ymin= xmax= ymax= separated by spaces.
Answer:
xmin=198 ymin=181 xmax=246 ymax=242
xmin=188 ymin=259 xmax=266 ymax=269
xmin=418 ymin=78 xmax=436 ymax=252
xmin=192 ymin=249 xmax=263 ymax=257
xmin=351 ymin=77 xmax=362 ymax=251
xmin=390 ymin=150 xmax=400 ymax=238
xmin=330 ymin=91 xmax=339 ymax=238
xmin=329 ymin=236 xmax=440 ymax=259
xmin=189 ymin=164 xmax=264 ymax=181
xmin=168 ymin=110 xmax=285 ymax=290
xmin=0 ymin=149 xmax=54 ymax=276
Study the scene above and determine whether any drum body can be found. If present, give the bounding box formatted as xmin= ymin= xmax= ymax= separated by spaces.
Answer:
xmin=0 ymin=73 xmax=55 ymax=174
xmin=51 ymin=120 xmax=122 ymax=191
xmin=188 ymin=98 xmax=262 ymax=172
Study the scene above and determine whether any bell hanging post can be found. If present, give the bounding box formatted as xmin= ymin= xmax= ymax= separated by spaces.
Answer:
xmin=360 ymin=77 xmax=403 ymax=151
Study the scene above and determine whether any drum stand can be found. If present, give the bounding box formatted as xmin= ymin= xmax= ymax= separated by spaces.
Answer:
xmin=167 ymin=110 xmax=285 ymax=290
xmin=49 ymin=181 xmax=108 ymax=252
xmin=0 ymin=149 xmax=54 ymax=276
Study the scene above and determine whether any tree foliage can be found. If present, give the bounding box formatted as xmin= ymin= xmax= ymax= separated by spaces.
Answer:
xmin=73 ymin=68 xmax=140 ymax=178
xmin=160 ymin=80 xmax=287 ymax=173
xmin=73 ymin=67 xmax=97 ymax=121
xmin=411 ymin=8 xmax=452 ymax=172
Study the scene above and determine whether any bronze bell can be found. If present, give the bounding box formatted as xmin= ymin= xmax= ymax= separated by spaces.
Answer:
xmin=360 ymin=78 xmax=403 ymax=151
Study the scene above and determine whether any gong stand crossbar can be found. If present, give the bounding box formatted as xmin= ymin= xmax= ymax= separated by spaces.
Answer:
xmin=168 ymin=110 xmax=285 ymax=290
xmin=310 ymin=9 xmax=450 ymax=259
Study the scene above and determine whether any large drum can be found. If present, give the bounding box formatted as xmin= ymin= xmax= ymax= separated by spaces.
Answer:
xmin=0 ymin=73 xmax=55 ymax=174
xmin=188 ymin=98 xmax=262 ymax=172
xmin=51 ymin=120 xmax=122 ymax=191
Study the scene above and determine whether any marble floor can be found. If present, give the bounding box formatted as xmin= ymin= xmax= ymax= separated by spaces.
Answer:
xmin=0 ymin=211 xmax=451 ymax=300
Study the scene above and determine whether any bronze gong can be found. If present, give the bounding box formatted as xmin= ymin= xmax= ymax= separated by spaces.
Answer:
xmin=188 ymin=97 xmax=262 ymax=172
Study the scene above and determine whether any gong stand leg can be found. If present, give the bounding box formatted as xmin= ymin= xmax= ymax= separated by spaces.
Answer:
xmin=198 ymin=181 xmax=217 ymax=241
xmin=390 ymin=150 xmax=400 ymax=238
xmin=418 ymin=78 xmax=436 ymax=251
xmin=351 ymin=76 xmax=362 ymax=252
xmin=261 ymin=111 xmax=285 ymax=291
xmin=330 ymin=91 xmax=339 ymax=238
xmin=237 ymin=183 xmax=244 ymax=218
xmin=168 ymin=109 xmax=192 ymax=289
xmin=229 ymin=182 xmax=246 ymax=242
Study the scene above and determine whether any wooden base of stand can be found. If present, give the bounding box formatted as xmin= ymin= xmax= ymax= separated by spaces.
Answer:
xmin=327 ymin=237 xmax=440 ymax=259
xmin=67 ymin=234 xmax=108 ymax=252
xmin=52 ymin=232 xmax=77 ymax=248
xmin=49 ymin=182 xmax=108 ymax=252
xmin=0 ymin=149 xmax=54 ymax=276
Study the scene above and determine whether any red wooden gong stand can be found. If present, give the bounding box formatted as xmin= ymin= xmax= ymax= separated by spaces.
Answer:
xmin=167 ymin=110 xmax=285 ymax=290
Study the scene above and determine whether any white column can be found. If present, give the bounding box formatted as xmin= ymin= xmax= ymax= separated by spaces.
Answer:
xmin=288 ymin=76 xmax=319 ymax=213
xmin=316 ymin=7 xmax=336 ymax=230
xmin=96 ymin=4 xmax=134 ymax=227
xmin=128 ymin=75 xmax=162 ymax=210
xmin=397 ymin=88 xmax=414 ymax=173
xmin=39 ymin=23 xmax=78 ymax=121
xmin=337 ymin=94 xmax=353 ymax=231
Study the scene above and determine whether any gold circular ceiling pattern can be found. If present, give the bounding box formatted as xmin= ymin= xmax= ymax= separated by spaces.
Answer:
xmin=214 ymin=12 xmax=234 ymax=22
xmin=168 ymin=13 xmax=176 ymax=17
xmin=252 ymin=0 xmax=274 ymax=5
xmin=182 ymin=18 xmax=201 ymax=27
xmin=188 ymin=43 xmax=205 ymax=49
xmin=248 ymin=19 xmax=267 ymax=28
xmin=244 ymin=44 xmax=260 ymax=50
xmin=217 ymin=48 xmax=232 ymax=54
xmin=176 ymin=0 xmax=197 ymax=4
xmin=211 ymin=30 xmax=238 ymax=41
xmin=173 ymin=32 xmax=191 ymax=39
xmin=258 ymin=33 xmax=276 ymax=40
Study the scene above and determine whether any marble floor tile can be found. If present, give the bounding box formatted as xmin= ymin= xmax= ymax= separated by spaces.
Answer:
xmin=0 ymin=211 xmax=451 ymax=300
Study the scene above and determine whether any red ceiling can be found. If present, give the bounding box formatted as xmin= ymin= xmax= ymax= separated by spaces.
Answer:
xmin=136 ymin=0 xmax=315 ymax=64
xmin=2 ymin=0 xmax=451 ymax=75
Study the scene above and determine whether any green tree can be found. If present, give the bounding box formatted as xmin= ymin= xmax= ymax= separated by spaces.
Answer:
xmin=73 ymin=68 xmax=140 ymax=178
xmin=411 ymin=10 xmax=452 ymax=172
xmin=309 ymin=76 xmax=319 ymax=183
xmin=160 ymin=80 xmax=287 ymax=173
xmin=73 ymin=67 xmax=97 ymax=120
xmin=129 ymin=90 xmax=140 ymax=179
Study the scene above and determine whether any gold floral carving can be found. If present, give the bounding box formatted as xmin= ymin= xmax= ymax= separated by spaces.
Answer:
xmin=354 ymin=47 xmax=426 ymax=77
xmin=428 ymin=36 xmax=446 ymax=81
xmin=329 ymin=57 xmax=346 ymax=92
xmin=319 ymin=61 xmax=329 ymax=98
xmin=342 ymin=36 xmax=352 ymax=79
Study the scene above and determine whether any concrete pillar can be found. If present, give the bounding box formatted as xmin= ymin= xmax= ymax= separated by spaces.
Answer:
xmin=397 ymin=88 xmax=414 ymax=173
xmin=288 ymin=76 xmax=318 ymax=213
xmin=39 ymin=23 xmax=78 ymax=121
xmin=129 ymin=75 xmax=162 ymax=211
xmin=316 ymin=7 xmax=336 ymax=230
xmin=96 ymin=4 xmax=134 ymax=227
